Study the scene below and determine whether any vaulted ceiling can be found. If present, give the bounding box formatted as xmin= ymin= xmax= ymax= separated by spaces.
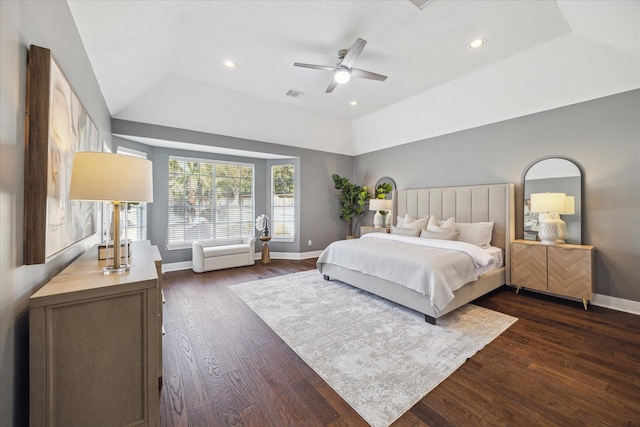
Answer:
xmin=67 ymin=0 xmax=640 ymax=156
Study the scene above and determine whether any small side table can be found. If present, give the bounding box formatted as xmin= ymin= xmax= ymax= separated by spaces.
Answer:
xmin=259 ymin=236 xmax=271 ymax=264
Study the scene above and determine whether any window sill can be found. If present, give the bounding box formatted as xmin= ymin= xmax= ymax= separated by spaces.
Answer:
xmin=270 ymin=237 xmax=295 ymax=243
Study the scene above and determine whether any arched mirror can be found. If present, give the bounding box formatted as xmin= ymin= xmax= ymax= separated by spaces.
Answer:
xmin=524 ymin=158 xmax=582 ymax=244
xmin=375 ymin=177 xmax=396 ymax=200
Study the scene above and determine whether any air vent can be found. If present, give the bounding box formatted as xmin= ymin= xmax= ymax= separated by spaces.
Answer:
xmin=285 ymin=89 xmax=304 ymax=98
xmin=409 ymin=0 xmax=431 ymax=10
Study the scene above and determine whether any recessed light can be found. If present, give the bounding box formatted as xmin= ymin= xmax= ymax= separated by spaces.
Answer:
xmin=468 ymin=39 xmax=486 ymax=49
xmin=350 ymin=101 xmax=358 ymax=106
xmin=223 ymin=60 xmax=237 ymax=68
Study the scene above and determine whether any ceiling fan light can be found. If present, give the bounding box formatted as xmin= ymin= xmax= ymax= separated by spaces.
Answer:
xmin=335 ymin=69 xmax=351 ymax=84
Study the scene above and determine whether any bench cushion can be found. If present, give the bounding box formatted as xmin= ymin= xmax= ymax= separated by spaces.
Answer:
xmin=203 ymin=244 xmax=250 ymax=257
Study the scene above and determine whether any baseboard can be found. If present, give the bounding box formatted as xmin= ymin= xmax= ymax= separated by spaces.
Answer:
xmin=164 ymin=251 xmax=323 ymax=272
xmin=159 ymin=263 xmax=640 ymax=316
xmin=591 ymin=293 xmax=640 ymax=315
xmin=270 ymin=250 xmax=323 ymax=260
xmin=162 ymin=261 xmax=192 ymax=272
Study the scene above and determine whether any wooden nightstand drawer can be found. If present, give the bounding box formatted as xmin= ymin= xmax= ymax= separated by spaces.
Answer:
xmin=511 ymin=241 xmax=547 ymax=290
xmin=511 ymin=240 xmax=595 ymax=310
xmin=548 ymin=245 xmax=594 ymax=300
xmin=360 ymin=226 xmax=390 ymax=236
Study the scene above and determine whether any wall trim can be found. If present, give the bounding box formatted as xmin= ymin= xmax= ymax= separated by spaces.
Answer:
xmin=163 ymin=251 xmax=323 ymax=272
xmin=592 ymin=293 xmax=640 ymax=316
xmin=162 ymin=261 xmax=192 ymax=272
xmin=158 ymin=264 xmax=640 ymax=316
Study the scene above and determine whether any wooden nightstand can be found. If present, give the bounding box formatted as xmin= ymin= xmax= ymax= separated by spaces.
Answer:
xmin=511 ymin=239 xmax=595 ymax=309
xmin=360 ymin=226 xmax=390 ymax=236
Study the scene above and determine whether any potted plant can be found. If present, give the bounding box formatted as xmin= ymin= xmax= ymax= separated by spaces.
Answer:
xmin=331 ymin=174 xmax=371 ymax=238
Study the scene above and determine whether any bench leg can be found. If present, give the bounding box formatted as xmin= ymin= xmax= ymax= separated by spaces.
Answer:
xmin=323 ymin=275 xmax=330 ymax=281
xmin=424 ymin=314 xmax=436 ymax=325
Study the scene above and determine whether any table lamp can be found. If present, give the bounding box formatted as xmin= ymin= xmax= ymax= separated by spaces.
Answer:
xmin=530 ymin=192 xmax=566 ymax=245
xmin=69 ymin=152 xmax=153 ymax=274
xmin=369 ymin=199 xmax=391 ymax=228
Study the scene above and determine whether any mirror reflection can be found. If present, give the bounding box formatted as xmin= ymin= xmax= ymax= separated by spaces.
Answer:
xmin=524 ymin=158 xmax=582 ymax=244
xmin=375 ymin=177 xmax=396 ymax=200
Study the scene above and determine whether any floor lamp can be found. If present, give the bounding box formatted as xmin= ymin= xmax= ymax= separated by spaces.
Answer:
xmin=69 ymin=152 xmax=154 ymax=274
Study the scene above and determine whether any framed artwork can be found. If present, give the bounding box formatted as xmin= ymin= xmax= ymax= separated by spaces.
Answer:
xmin=24 ymin=45 xmax=99 ymax=264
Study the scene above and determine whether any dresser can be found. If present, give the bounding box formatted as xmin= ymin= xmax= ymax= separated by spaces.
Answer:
xmin=29 ymin=240 xmax=161 ymax=427
xmin=511 ymin=239 xmax=594 ymax=309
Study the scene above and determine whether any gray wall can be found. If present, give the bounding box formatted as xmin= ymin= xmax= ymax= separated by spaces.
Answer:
xmin=112 ymin=120 xmax=353 ymax=262
xmin=354 ymin=89 xmax=640 ymax=302
xmin=0 ymin=2 xmax=112 ymax=426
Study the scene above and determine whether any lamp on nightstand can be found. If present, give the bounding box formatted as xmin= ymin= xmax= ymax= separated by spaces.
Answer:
xmin=369 ymin=199 xmax=391 ymax=228
xmin=530 ymin=192 xmax=566 ymax=245
xmin=69 ymin=152 xmax=154 ymax=274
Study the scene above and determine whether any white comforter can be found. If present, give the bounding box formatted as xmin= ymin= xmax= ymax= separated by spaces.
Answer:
xmin=316 ymin=233 xmax=497 ymax=310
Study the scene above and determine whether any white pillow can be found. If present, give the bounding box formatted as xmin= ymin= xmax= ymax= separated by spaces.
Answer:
xmin=402 ymin=214 xmax=429 ymax=230
xmin=420 ymin=229 xmax=459 ymax=241
xmin=391 ymin=225 xmax=421 ymax=237
xmin=456 ymin=222 xmax=495 ymax=247
xmin=427 ymin=216 xmax=456 ymax=233
xmin=396 ymin=215 xmax=405 ymax=227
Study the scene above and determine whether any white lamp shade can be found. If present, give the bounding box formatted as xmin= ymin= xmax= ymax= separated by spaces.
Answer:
xmin=530 ymin=193 xmax=566 ymax=214
xmin=563 ymin=196 xmax=575 ymax=215
xmin=69 ymin=152 xmax=154 ymax=202
xmin=369 ymin=199 xmax=391 ymax=212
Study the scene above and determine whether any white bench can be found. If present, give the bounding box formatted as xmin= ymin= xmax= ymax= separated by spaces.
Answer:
xmin=192 ymin=237 xmax=256 ymax=273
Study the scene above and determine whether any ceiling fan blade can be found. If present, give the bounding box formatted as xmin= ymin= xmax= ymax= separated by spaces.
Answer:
xmin=294 ymin=63 xmax=338 ymax=72
xmin=340 ymin=38 xmax=367 ymax=69
xmin=325 ymin=78 xmax=339 ymax=93
xmin=350 ymin=68 xmax=388 ymax=81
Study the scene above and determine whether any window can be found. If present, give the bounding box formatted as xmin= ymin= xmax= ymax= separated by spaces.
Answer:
xmin=271 ymin=164 xmax=295 ymax=240
xmin=101 ymin=146 xmax=149 ymax=243
xmin=117 ymin=147 xmax=148 ymax=242
xmin=168 ymin=157 xmax=254 ymax=245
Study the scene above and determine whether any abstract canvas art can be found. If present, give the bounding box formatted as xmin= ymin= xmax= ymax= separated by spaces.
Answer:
xmin=24 ymin=45 xmax=99 ymax=264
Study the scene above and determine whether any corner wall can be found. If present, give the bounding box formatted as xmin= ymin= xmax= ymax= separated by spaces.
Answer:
xmin=112 ymin=120 xmax=353 ymax=263
xmin=0 ymin=2 xmax=112 ymax=426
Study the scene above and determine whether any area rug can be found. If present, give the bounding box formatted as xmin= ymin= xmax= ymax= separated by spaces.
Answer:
xmin=229 ymin=270 xmax=517 ymax=427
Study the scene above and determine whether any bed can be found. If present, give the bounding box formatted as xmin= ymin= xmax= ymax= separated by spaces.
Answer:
xmin=317 ymin=183 xmax=515 ymax=324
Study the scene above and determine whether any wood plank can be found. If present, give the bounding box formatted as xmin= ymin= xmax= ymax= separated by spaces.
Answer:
xmin=158 ymin=259 xmax=640 ymax=427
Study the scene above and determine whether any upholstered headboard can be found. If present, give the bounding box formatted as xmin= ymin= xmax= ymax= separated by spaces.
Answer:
xmin=393 ymin=183 xmax=515 ymax=284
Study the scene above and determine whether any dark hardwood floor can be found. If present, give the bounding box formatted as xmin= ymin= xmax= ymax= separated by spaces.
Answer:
xmin=159 ymin=260 xmax=640 ymax=427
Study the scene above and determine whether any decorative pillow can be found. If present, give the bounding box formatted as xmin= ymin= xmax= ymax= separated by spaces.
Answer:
xmin=396 ymin=215 xmax=405 ymax=228
xmin=390 ymin=225 xmax=421 ymax=237
xmin=426 ymin=216 xmax=456 ymax=233
xmin=402 ymin=214 xmax=429 ymax=230
xmin=456 ymin=221 xmax=495 ymax=247
xmin=420 ymin=229 xmax=459 ymax=241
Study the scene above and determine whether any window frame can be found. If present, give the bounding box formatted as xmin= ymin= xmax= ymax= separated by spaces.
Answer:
xmin=270 ymin=163 xmax=296 ymax=243
xmin=167 ymin=155 xmax=255 ymax=249
xmin=116 ymin=146 xmax=148 ymax=242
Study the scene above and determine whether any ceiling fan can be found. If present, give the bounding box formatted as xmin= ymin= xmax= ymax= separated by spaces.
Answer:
xmin=294 ymin=38 xmax=387 ymax=93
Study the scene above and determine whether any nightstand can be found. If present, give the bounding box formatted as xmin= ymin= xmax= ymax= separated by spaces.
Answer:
xmin=511 ymin=239 xmax=595 ymax=309
xmin=360 ymin=226 xmax=390 ymax=236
